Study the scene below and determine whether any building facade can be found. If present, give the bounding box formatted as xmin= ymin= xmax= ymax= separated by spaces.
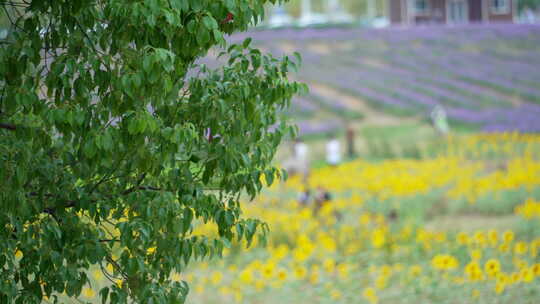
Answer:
xmin=389 ymin=0 xmax=516 ymax=24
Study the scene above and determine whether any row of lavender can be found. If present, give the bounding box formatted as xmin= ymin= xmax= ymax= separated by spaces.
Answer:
xmin=244 ymin=24 xmax=540 ymax=133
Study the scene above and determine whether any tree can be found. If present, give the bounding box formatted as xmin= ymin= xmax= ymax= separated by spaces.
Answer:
xmin=0 ymin=1 xmax=304 ymax=303
xmin=519 ymin=0 xmax=540 ymax=11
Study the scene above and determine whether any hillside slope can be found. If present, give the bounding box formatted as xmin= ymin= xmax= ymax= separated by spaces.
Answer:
xmin=232 ymin=24 xmax=540 ymax=135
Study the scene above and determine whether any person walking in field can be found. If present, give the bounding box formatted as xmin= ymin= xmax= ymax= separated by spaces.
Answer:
xmin=346 ymin=125 xmax=356 ymax=158
xmin=293 ymin=138 xmax=310 ymax=182
xmin=298 ymin=188 xmax=312 ymax=207
xmin=430 ymin=105 xmax=450 ymax=136
xmin=313 ymin=186 xmax=342 ymax=220
xmin=313 ymin=186 xmax=332 ymax=215
xmin=326 ymin=134 xmax=341 ymax=166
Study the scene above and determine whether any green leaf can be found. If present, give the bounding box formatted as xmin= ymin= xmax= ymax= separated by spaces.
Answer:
xmin=265 ymin=169 xmax=274 ymax=186
xmin=102 ymin=131 xmax=113 ymax=151
xmin=128 ymin=118 xmax=138 ymax=135
xmin=143 ymin=55 xmax=153 ymax=73
xmin=294 ymin=51 xmax=302 ymax=65
xmin=83 ymin=140 xmax=96 ymax=158
xmin=100 ymin=287 xmax=110 ymax=304
xmin=202 ymin=16 xmax=218 ymax=30
xmin=170 ymin=0 xmax=189 ymax=11
xmin=187 ymin=20 xmax=197 ymax=34
xmin=132 ymin=73 xmax=142 ymax=87
xmin=242 ymin=37 xmax=252 ymax=48
xmin=196 ymin=26 xmax=210 ymax=45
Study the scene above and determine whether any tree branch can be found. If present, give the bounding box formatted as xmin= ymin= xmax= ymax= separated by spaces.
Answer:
xmin=0 ymin=122 xmax=16 ymax=130
xmin=121 ymin=173 xmax=147 ymax=195
xmin=99 ymin=239 xmax=119 ymax=243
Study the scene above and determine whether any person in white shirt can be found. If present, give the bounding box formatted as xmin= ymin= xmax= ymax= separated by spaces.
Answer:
xmin=293 ymin=138 xmax=310 ymax=182
xmin=326 ymin=135 xmax=341 ymax=166
xmin=294 ymin=139 xmax=308 ymax=163
xmin=430 ymin=105 xmax=450 ymax=136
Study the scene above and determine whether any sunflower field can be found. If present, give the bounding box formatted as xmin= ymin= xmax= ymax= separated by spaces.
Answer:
xmin=184 ymin=133 xmax=540 ymax=303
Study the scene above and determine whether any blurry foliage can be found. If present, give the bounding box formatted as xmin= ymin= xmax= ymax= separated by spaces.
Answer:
xmin=0 ymin=0 xmax=304 ymax=303
xmin=520 ymin=0 xmax=540 ymax=10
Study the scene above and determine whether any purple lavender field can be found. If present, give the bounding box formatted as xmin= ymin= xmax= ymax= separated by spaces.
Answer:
xmin=232 ymin=24 xmax=540 ymax=134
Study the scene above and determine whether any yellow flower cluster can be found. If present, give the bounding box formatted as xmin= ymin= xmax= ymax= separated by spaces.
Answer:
xmin=431 ymin=254 xmax=459 ymax=271
xmin=515 ymin=198 xmax=540 ymax=219
xmin=282 ymin=138 xmax=540 ymax=204
xmin=447 ymin=157 xmax=540 ymax=202
xmin=445 ymin=133 xmax=540 ymax=159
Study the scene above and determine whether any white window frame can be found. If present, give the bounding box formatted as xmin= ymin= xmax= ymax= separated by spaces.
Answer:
xmin=491 ymin=0 xmax=510 ymax=14
xmin=446 ymin=0 xmax=469 ymax=24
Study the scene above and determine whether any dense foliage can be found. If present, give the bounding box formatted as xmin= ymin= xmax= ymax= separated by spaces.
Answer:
xmin=0 ymin=1 xmax=303 ymax=303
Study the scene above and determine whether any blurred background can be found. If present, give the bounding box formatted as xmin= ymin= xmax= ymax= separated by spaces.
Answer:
xmin=191 ymin=1 xmax=540 ymax=303
xmin=233 ymin=0 xmax=540 ymax=166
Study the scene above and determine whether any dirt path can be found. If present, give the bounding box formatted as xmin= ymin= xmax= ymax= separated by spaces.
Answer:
xmin=308 ymin=82 xmax=420 ymax=127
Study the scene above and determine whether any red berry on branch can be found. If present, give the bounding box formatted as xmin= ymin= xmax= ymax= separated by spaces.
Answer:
xmin=222 ymin=12 xmax=234 ymax=24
